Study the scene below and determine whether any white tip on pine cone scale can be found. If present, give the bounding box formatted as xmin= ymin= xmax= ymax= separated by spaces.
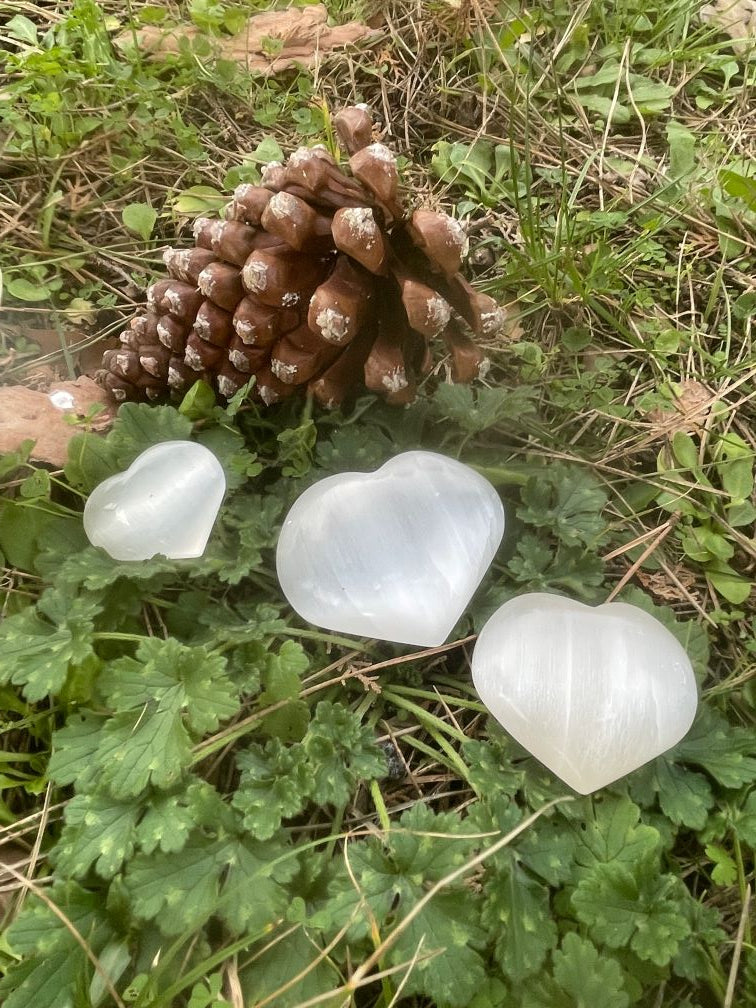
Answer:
xmin=315 ymin=307 xmax=348 ymax=343
xmin=477 ymin=357 xmax=492 ymax=379
xmin=281 ymin=291 xmax=300 ymax=307
xmin=197 ymin=267 xmax=216 ymax=298
xmin=308 ymin=144 xmax=334 ymax=162
xmin=271 ymin=358 xmax=298 ymax=381
xmin=193 ymin=217 xmax=211 ymax=239
xmin=140 ymin=355 xmax=160 ymax=376
xmin=261 ymin=161 xmax=283 ymax=184
xmin=288 ymin=147 xmax=315 ymax=168
xmin=268 ymin=191 xmax=299 ymax=219
xmin=168 ymin=366 xmax=184 ymax=388
xmin=444 ymin=216 xmax=470 ymax=258
xmin=243 ymin=259 xmax=268 ymax=293
xmin=426 ymin=296 xmax=451 ymax=334
xmin=382 ymin=367 xmax=408 ymax=393
xmin=193 ymin=314 xmax=211 ymax=339
xmin=164 ymin=249 xmax=191 ymax=279
xmin=481 ymin=307 xmax=507 ymax=335
xmin=185 ymin=345 xmax=204 ymax=371
xmin=365 ymin=143 xmax=395 ymax=166
xmin=258 ymin=384 xmax=280 ymax=406
xmin=156 ymin=321 xmax=173 ymax=347
xmin=164 ymin=289 xmax=184 ymax=315
xmin=340 ymin=207 xmax=378 ymax=245
xmin=228 ymin=349 xmax=249 ymax=372
xmin=209 ymin=222 xmax=228 ymax=249
xmin=234 ymin=318 xmax=255 ymax=343
xmin=217 ymin=374 xmax=241 ymax=398
xmin=115 ymin=352 xmax=131 ymax=372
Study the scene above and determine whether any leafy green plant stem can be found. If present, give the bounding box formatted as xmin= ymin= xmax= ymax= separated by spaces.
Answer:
xmin=385 ymin=683 xmax=487 ymax=714
xmin=91 ymin=632 xmax=152 ymax=644
xmin=733 ymin=832 xmax=752 ymax=946
xmin=469 ymin=463 xmax=533 ymax=488
xmin=281 ymin=628 xmax=374 ymax=651
xmin=400 ymin=733 xmax=469 ymax=779
xmin=705 ymin=950 xmax=728 ymax=1006
xmin=370 ymin=779 xmax=391 ymax=834
xmin=381 ymin=689 xmax=469 ymax=748
xmin=39 ymin=164 xmax=65 ymax=249
xmin=385 ymin=685 xmax=473 ymax=758
xmin=7 ymin=498 xmax=82 ymax=519
xmin=212 ymin=628 xmax=372 ymax=657
xmin=121 ymin=0 xmax=144 ymax=73
xmin=144 ymin=932 xmax=267 ymax=1008
xmin=191 ymin=704 xmax=291 ymax=764
xmin=324 ymin=803 xmax=346 ymax=861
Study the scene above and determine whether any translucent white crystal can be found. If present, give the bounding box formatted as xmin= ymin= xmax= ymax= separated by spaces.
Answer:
xmin=276 ymin=451 xmax=505 ymax=646
xmin=83 ymin=441 xmax=226 ymax=561
xmin=49 ymin=390 xmax=75 ymax=410
xmin=471 ymin=594 xmax=698 ymax=794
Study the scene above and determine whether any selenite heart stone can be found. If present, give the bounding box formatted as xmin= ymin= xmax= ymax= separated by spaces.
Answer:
xmin=83 ymin=441 xmax=226 ymax=561
xmin=471 ymin=593 xmax=697 ymax=794
xmin=276 ymin=451 xmax=505 ymax=646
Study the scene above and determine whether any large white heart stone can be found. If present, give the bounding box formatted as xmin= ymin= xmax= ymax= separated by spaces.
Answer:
xmin=276 ymin=451 xmax=505 ymax=646
xmin=83 ymin=441 xmax=226 ymax=561
xmin=471 ymin=593 xmax=698 ymax=794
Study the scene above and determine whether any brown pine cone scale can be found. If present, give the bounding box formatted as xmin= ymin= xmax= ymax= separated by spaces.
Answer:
xmin=97 ymin=107 xmax=506 ymax=408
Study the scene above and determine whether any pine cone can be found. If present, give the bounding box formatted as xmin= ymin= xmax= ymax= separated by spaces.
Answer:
xmin=98 ymin=106 xmax=506 ymax=409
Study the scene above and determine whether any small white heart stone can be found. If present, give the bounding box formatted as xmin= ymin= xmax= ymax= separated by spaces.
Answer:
xmin=471 ymin=593 xmax=697 ymax=794
xmin=83 ymin=441 xmax=226 ymax=561
xmin=276 ymin=451 xmax=505 ymax=646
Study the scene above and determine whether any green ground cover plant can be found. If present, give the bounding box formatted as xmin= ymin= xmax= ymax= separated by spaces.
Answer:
xmin=1 ymin=1 xmax=755 ymax=1005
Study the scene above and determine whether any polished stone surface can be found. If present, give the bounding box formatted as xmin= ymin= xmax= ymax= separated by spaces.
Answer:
xmin=84 ymin=440 xmax=226 ymax=561
xmin=471 ymin=593 xmax=698 ymax=793
xmin=276 ymin=451 xmax=505 ymax=646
